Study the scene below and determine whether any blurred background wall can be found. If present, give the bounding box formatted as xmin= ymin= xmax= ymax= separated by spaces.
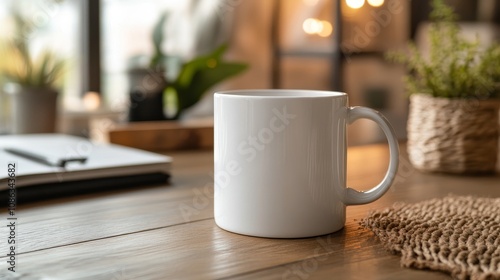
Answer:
xmin=0 ymin=0 xmax=498 ymax=145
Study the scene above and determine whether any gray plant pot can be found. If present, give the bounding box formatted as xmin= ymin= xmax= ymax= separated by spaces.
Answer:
xmin=7 ymin=85 xmax=58 ymax=134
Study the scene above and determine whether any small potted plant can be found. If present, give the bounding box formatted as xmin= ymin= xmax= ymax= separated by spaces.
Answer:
xmin=127 ymin=12 xmax=248 ymax=122
xmin=388 ymin=0 xmax=500 ymax=174
xmin=127 ymin=13 xmax=170 ymax=122
xmin=164 ymin=44 xmax=248 ymax=120
xmin=1 ymin=12 xmax=65 ymax=134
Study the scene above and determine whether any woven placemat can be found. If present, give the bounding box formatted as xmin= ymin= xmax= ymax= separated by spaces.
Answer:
xmin=360 ymin=196 xmax=500 ymax=280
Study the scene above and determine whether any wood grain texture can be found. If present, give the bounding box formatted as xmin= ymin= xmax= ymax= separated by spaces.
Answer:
xmin=0 ymin=144 xmax=498 ymax=279
xmin=108 ymin=119 xmax=213 ymax=151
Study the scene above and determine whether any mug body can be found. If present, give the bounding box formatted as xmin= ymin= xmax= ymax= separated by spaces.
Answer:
xmin=214 ymin=90 xmax=348 ymax=238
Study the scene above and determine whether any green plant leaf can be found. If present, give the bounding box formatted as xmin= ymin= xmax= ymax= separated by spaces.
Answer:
xmin=385 ymin=0 xmax=500 ymax=99
xmin=170 ymin=44 xmax=247 ymax=112
xmin=37 ymin=51 xmax=51 ymax=87
xmin=174 ymin=44 xmax=229 ymax=88
xmin=150 ymin=12 xmax=168 ymax=68
xmin=1 ymin=9 xmax=65 ymax=90
xmin=175 ymin=62 xmax=248 ymax=110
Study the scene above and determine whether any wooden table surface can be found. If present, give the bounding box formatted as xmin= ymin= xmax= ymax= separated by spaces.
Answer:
xmin=1 ymin=144 xmax=499 ymax=280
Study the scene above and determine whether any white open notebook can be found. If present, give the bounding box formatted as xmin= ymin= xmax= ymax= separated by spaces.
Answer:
xmin=0 ymin=134 xmax=172 ymax=190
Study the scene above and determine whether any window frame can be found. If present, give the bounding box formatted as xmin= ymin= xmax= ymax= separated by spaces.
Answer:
xmin=80 ymin=0 xmax=101 ymax=95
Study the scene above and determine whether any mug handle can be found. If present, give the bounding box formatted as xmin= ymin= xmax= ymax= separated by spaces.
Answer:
xmin=342 ymin=106 xmax=399 ymax=205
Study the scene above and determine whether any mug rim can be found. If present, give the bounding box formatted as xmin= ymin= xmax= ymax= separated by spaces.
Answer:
xmin=215 ymin=89 xmax=347 ymax=98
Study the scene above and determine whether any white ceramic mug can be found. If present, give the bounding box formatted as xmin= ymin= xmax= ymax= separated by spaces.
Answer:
xmin=214 ymin=90 xmax=399 ymax=238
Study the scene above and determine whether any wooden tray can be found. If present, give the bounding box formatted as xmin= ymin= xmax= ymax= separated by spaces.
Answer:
xmin=108 ymin=119 xmax=213 ymax=152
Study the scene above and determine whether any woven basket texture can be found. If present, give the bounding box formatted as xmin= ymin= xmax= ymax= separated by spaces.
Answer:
xmin=361 ymin=196 xmax=500 ymax=280
xmin=407 ymin=94 xmax=500 ymax=174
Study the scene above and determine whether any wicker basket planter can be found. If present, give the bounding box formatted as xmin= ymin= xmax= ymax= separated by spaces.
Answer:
xmin=407 ymin=94 xmax=500 ymax=174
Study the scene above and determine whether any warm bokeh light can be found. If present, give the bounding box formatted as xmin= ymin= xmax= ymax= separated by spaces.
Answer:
xmin=318 ymin=20 xmax=332 ymax=37
xmin=302 ymin=18 xmax=333 ymax=37
xmin=83 ymin=91 xmax=101 ymax=110
xmin=303 ymin=18 xmax=322 ymax=35
xmin=346 ymin=0 xmax=365 ymax=9
xmin=367 ymin=0 xmax=384 ymax=7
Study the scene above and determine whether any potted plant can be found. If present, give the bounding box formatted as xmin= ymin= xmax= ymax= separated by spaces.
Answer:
xmin=127 ymin=13 xmax=170 ymax=122
xmin=128 ymin=12 xmax=248 ymax=122
xmin=389 ymin=0 xmax=500 ymax=174
xmin=1 ymin=12 xmax=65 ymax=134
xmin=164 ymin=44 xmax=248 ymax=120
